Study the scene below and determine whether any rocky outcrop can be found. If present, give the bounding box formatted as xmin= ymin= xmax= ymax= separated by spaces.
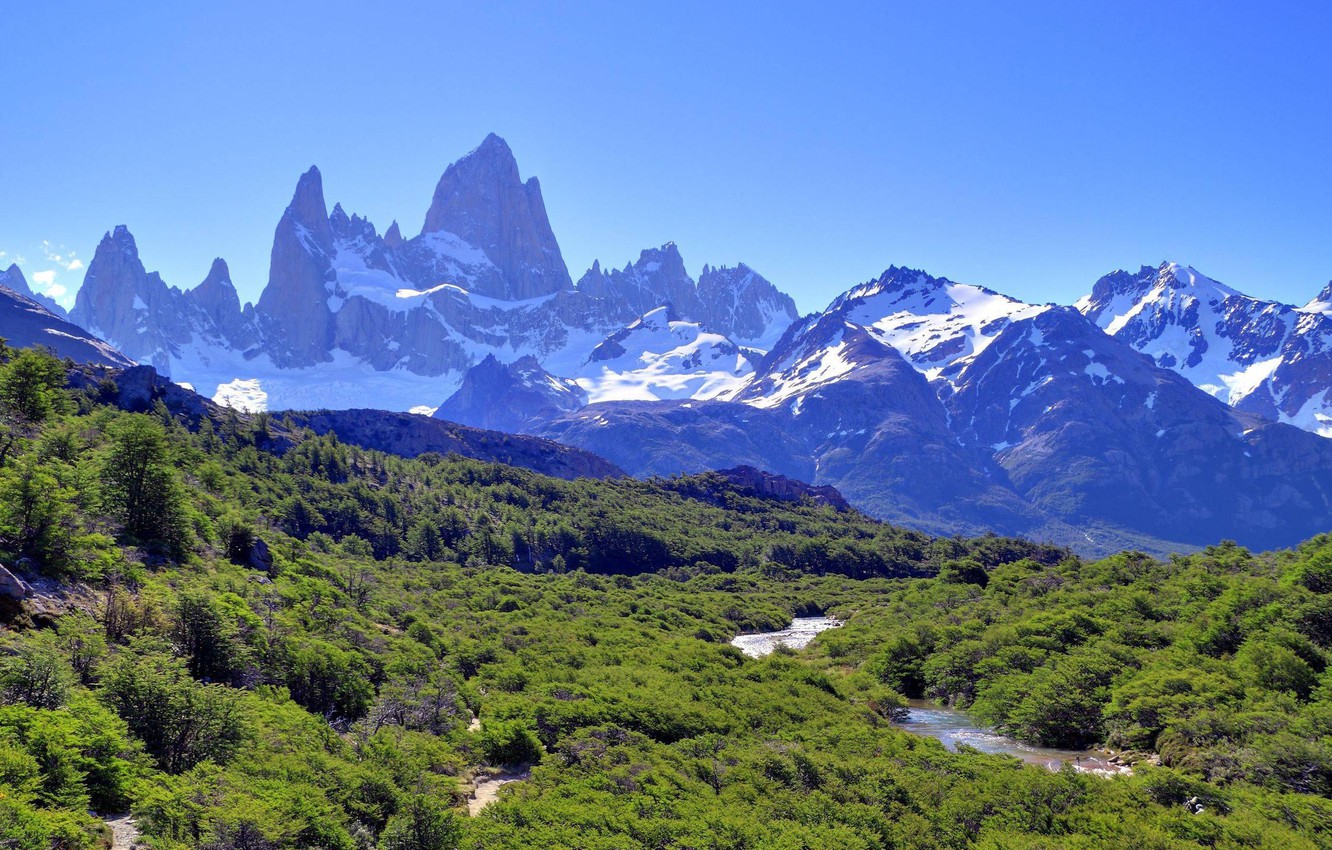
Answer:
xmin=420 ymin=133 xmax=571 ymax=300
xmin=0 ymin=284 xmax=133 ymax=368
xmin=434 ymin=354 xmax=586 ymax=433
xmin=246 ymin=538 xmax=274 ymax=573
xmin=254 ymin=167 xmax=337 ymax=366
xmin=0 ymin=565 xmax=28 ymax=600
xmin=1 ymin=264 xmax=67 ymax=318
xmin=715 ymin=466 xmax=850 ymax=510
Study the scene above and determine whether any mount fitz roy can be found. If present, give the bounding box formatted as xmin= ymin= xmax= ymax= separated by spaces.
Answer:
xmin=23 ymin=133 xmax=1332 ymax=555
xmin=66 ymin=133 xmax=796 ymax=413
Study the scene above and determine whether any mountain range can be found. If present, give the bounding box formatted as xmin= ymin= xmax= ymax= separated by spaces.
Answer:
xmin=10 ymin=133 xmax=1332 ymax=556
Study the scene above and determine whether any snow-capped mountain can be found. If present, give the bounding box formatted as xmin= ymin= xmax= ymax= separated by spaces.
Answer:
xmin=573 ymin=305 xmax=756 ymax=403
xmin=1077 ymin=262 xmax=1332 ymax=436
xmin=66 ymin=135 xmax=796 ymax=413
xmin=43 ymin=130 xmax=1332 ymax=556
xmin=517 ymin=265 xmax=1332 ymax=556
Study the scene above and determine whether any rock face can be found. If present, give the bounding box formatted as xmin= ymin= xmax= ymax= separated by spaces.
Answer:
xmin=714 ymin=466 xmax=850 ymax=510
xmin=255 ymin=167 xmax=337 ymax=367
xmin=697 ymin=263 xmax=798 ymax=349
xmin=420 ymin=133 xmax=571 ymax=300
xmin=0 ymin=565 xmax=29 ymax=600
xmin=0 ymin=282 xmax=132 ymax=368
xmin=434 ymin=354 xmax=586 ymax=433
xmin=1 ymin=265 xmax=67 ymax=318
xmin=1078 ymin=262 xmax=1332 ymax=436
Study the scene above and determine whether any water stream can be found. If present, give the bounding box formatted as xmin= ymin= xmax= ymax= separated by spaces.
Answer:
xmin=899 ymin=700 xmax=1129 ymax=775
xmin=732 ymin=619 xmax=1130 ymax=776
xmin=729 ymin=616 xmax=843 ymax=658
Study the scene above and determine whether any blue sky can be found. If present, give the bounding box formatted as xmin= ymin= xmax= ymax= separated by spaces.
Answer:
xmin=3 ymin=1 xmax=1331 ymax=313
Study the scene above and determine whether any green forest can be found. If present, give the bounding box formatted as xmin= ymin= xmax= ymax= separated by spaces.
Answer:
xmin=0 ymin=345 xmax=1328 ymax=850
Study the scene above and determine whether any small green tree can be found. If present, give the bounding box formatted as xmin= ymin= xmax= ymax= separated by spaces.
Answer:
xmin=99 ymin=646 xmax=245 ymax=773
xmin=0 ymin=348 xmax=69 ymax=424
xmin=100 ymin=415 xmax=189 ymax=554
xmin=0 ymin=632 xmax=73 ymax=709
xmin=379 ymin=794 xmax=460 ymax=850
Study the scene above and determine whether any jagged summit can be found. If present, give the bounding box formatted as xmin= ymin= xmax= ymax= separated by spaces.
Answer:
xmin=1304 ymin=280 xmax=1332 ymax=314
xmin=1 ymin=263 xmax=67 ymax=318
xmin=420 ymin=133 xmax=570 ymax=300
xmin=286 ymin=167 xmax=333 ymax=247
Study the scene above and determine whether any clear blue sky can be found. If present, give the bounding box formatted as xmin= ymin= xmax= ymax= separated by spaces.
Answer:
xmin=3 ymin=1 xmax=1331 ymax=313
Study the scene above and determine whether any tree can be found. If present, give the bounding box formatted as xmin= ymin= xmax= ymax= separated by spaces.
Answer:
xmin=99 ymin=646 xmax=246 ymax=773
xmin=0 ymin=453 xmax=76 ymax=570
xmin=0 ymin=632 xmax=73 ymax=709
xmin=378 ymin=794 xmax=460 ymax=850
xmin=100 ymin=414 xmax=188 ymax=554
xmin=0 ymin=348 xmax=68 ymax=424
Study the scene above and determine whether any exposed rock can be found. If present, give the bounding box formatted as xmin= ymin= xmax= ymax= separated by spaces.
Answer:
xmin=0 ymin=283 xmax=133 ymax=367
xmin=186 ymin=258 xmax=257 ymax=348
xmin=247 ymin=538 xmax=274 ymax=573
xmin=435 ymin=354 xmax=586 ymax=433
xmin=0 ymin=565 xmax=28 ymax=600
xmin=715 ymin=466 xmax=850 ymax=509
xmin=420 ymin=133 xmax=572 ymax=300
xmin=254 ymin=167 xmax=337 ymax=367
xmin=698 ymin=263 xmax=799 ymax=348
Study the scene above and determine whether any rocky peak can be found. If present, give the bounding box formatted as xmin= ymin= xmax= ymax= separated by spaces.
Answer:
xmin=69 ymin=226 xmax=188 ymax=372
xmin=433 ymin=351 xmax=587 ymax=433
xmin=1303 ymin=280 xmax=1332 ymax=315
xmin=383 ymin=220 xmax=403 ymax=249
xmin=715 ymin=466 xmax=850 ymax=510
xmin=253 ymin=168 xmax=339 ymax=367
xmin=419 ymin=133 xmax=571 ymax=300
xmin=2 ymin=264 xmax=24 ymax=290
xmin=186 ymin=258 xmax=250 ymax=345
xmin=288 ymin=166 xmax=334 ymax=251
xmin=697 ymin=262 xmax=797 ymax=349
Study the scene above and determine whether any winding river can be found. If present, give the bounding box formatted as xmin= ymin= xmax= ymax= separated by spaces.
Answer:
xmin=732 ymin=619 xmax=1129 ymax=776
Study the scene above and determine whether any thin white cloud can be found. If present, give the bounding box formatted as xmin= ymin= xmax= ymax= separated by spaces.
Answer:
xmin=40 ymin=241 xmax=82 ymax=271
xmin=32 ymin=270 xmax=56 ymax=286
xmin=46 ymin=283 xmax=67 ymax=300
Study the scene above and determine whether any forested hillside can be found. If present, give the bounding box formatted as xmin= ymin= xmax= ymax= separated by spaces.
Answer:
xmin=0 ymin=345 xmax=1327 ymax=850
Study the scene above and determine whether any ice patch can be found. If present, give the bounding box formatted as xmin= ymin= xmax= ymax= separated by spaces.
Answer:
xmin=213 ymin=378 xmax=268 ymax=413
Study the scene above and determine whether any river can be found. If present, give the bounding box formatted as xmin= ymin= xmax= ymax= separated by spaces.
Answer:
xmin=899 ymin=700 xmax=1129 ymax=775
xmin=731 ymin=619 xmax=1130 ymax=776
xmin=730 ymin=616 xmax=843 ymax=658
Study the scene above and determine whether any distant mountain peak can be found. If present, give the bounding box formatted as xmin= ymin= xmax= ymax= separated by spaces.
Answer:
xmin=419 ymin=134 xmax=571 ymax=299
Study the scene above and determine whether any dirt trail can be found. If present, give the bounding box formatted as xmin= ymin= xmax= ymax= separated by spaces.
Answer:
xmin=467 ymin=770 xmax=529 ymax=816
xmin=104 ymin=814 xmax=140 ymax=850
